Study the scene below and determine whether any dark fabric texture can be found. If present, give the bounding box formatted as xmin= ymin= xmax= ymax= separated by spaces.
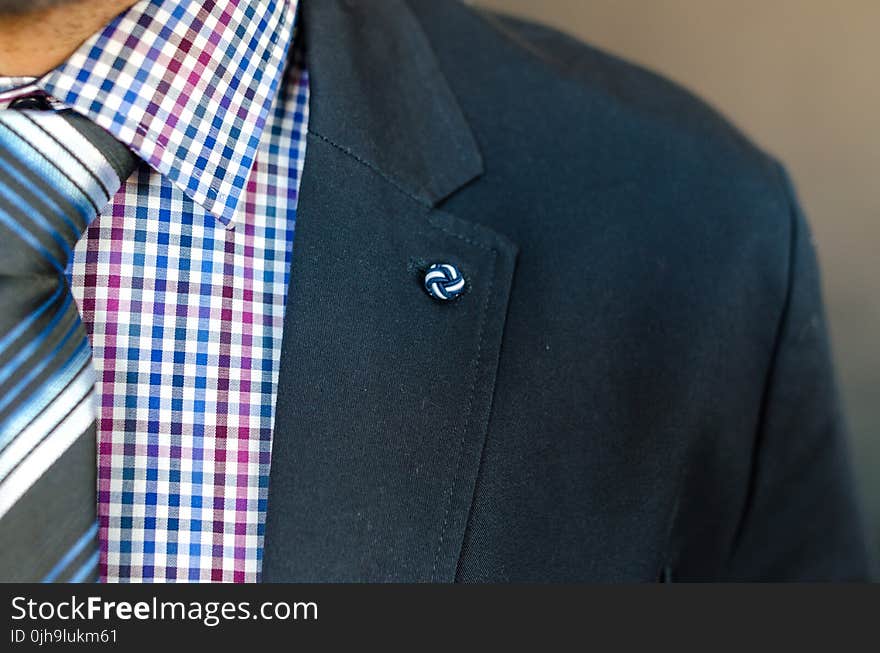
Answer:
xmin=262 ymin=0 xmax=872 ymax=582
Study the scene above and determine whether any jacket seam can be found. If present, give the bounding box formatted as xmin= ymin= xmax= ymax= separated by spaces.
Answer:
xmin=426 ymin=215 xmax=495 ymax=252
xmin=723 ymin=159 xmax=799 ymax=576
xmin=430 ymin=249 xmax=496 ymax=582
xmin=307 ymin=129 xmax=433 ymax=208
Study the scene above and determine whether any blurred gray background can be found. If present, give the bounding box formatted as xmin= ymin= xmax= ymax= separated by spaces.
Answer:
xmin=477 ymin=0 xmax=879 ymax=558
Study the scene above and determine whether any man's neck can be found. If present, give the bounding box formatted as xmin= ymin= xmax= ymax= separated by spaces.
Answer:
xmin=0 ymin=0 xmax=136 ymax=77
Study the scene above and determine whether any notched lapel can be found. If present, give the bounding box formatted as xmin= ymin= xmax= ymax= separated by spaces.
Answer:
xmin=262 ymin=0 xmax=517 ymax=582
xmin=263 ymin=137 xmax=517 ymax=581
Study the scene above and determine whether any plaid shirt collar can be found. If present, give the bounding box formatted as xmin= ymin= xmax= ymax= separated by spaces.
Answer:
xmin=0 ymin=0 xmax=298 ymax=227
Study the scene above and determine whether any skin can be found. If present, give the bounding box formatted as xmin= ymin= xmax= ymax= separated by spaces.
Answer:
xmin=0 ymin=0 xmax=136 ymax=76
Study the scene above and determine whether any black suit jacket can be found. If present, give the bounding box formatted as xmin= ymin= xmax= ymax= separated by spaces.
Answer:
xmin=261 ymin=0 xmax=872 ymax=581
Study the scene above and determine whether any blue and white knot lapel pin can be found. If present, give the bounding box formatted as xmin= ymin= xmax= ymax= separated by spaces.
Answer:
xmin=424 ymin=262 xmax=466 ymax=301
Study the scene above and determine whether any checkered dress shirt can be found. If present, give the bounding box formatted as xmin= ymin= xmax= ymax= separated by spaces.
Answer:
xmin=0 ymin=0 xmax=309 ymax=582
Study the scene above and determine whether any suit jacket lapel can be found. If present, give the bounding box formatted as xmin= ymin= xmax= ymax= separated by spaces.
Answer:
xmin=262 ymin=0 xmax=518 ymax=581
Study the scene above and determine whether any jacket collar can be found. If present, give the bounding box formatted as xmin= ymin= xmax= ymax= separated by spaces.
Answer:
xmin=300 ymin=0 xmax=484 ymax=207
xmin=33 ymin=0 xmax=299 ymax=228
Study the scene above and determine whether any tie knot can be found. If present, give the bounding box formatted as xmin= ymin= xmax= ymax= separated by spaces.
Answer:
xmin=0 ymin=107 xmax=137 ymax=276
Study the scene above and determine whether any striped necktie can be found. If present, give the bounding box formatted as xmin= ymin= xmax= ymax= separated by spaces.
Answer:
xmin=0 ymin=101 xmax=136 ymax=582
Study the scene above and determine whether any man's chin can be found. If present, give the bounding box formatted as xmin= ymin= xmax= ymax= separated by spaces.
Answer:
xmin=0 ymin=0 xmax=79 ymax=17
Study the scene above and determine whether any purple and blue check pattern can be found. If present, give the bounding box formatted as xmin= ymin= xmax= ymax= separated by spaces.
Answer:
xmin=0 ymin=0 xmax=308 ymax=582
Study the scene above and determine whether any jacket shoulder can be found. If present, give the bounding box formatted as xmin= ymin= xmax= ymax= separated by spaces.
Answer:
xmin=414 ymin=2 xmax=792 ymax=239
xmin=475 ymin=9 xmax=772 ymax=166
xmin=409 ymin=0 xmax=798 ymax=309
xmin=411 ymin=1 xmax=785 ymax=193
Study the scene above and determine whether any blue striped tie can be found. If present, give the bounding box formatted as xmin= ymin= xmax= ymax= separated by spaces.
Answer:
xmin=0 ymin=101 xmax=136 ymax=582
